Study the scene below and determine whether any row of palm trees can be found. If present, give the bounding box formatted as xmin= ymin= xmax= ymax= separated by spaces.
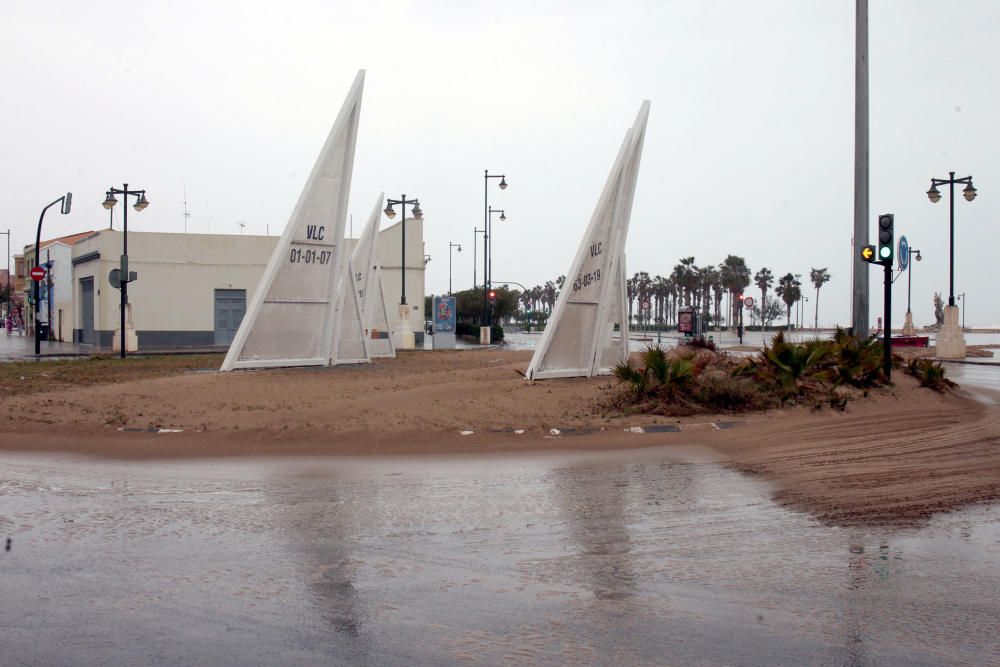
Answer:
xmin=516 ymin=258 xmax=832 ymax=330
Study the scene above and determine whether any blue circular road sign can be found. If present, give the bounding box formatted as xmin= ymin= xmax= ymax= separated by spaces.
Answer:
xmin=898 ymin=235 xmax=909 ymax=271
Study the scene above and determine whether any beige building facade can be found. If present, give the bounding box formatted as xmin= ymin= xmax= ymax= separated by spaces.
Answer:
xmin=69 ymin=220 xmax=425 ymax=350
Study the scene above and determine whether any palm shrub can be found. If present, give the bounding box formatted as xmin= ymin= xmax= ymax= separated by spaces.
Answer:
xmin=904 ymin=358 xmax=956 ymax=392
xmin=820 ymin=327 xmax=886 ymax=388
xmin=613 ymin=345 xmax=694 ymax=399
xmin=751 ymin=331 xmax=831 ymax=400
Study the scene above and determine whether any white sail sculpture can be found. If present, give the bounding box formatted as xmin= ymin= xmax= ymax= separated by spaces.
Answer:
xmin=221 ymin=70 xmax=365 ymax=371
xmin=331 ymin=225 xmax=371 ymax=365
xmin=346 ymin=194 xmax=396 ymax=358
xmin=525 ymin=101 xmax=650 ymax=380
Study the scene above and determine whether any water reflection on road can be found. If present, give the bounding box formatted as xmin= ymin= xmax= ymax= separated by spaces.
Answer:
xmin=2 ymin=450 xmax=997 ymax=666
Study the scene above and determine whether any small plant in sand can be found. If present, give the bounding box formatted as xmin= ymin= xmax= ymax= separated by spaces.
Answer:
xmin=904 ymin=358 xmax=957 ymax=392
xmin=614 ymin=345 xmax=694 ymax=399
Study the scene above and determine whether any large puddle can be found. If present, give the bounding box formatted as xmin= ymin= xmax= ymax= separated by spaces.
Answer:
xmin=1 ymin=448 xmax=997 ymax=666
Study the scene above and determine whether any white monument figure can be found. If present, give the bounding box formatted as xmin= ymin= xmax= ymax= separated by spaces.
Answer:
xmin=347 ymin=194 xmax=396 ymax=357
xmin=221 ymin=70 xmax=365 ymax=371
xmin=525 ymin=101 xmax=649 ymax=380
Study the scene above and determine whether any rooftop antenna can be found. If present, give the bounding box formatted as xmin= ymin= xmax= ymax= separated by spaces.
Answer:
xmin=181 ymin=183 xmax=191 ymax=233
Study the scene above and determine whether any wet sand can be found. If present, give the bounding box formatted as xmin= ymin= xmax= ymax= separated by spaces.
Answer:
xmin=2 ymin=349 xmax=999 ymax=526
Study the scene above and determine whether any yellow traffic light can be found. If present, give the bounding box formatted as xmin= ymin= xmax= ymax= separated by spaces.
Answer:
xmin=860 ymin=245 xmax=876 ymax=262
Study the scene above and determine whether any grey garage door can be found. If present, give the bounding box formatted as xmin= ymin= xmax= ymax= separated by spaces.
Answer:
xmin=214 ymin=289 xmax=246 ymax=346
xmin=80 ymin=278 xmax=95 ymax=344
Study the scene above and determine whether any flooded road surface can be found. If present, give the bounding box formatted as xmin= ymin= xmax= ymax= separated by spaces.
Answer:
xmin=2 ymin=449 xmax=998 ymax=666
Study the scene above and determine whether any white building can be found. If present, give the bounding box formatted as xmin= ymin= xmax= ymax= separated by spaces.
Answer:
xmin=22 ymin=231 xmax=95 ymax=341
xmin=63 ymin=218 xmax=425 ymax=349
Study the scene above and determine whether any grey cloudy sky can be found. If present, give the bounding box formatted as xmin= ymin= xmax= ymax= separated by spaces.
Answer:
xmin=2 ymin=0 xmax=997 ymax=327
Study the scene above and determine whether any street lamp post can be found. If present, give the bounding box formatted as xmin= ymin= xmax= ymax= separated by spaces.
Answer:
xmin=103 ymin=185 xmax=149 ymax=359
xmin=473 ymin=227 xmax=485 ymax=288
xmin=448 ymin=242 xmax=462 ymax=294
xmin=957 ymin=292 xmax=966 ymax=329
xmin=927 ymin=172 xmax=975 ymax=357
xmin=383 ymin=195 xmax=423 ymax=350
xmin=927 ymin=172 xmax=976 ymax=306
xmin=0 ymin=229 xmax=9 ymax=322
xmin=482 ymin=170 xmax=507 ymax=333
xmin=904 ymin=247 xmax=922 ymax=334
xmin=34 ymin=192 xmax=73 ymax=355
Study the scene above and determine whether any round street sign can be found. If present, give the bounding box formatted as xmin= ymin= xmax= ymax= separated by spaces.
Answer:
xmin=898 ymin=235 xmax=909 ymax=271
xmin=641 ymin=300 xmax=651 ymax=311
xmin=743 ymin=296 xmax=755 ymax=308
xmin=30 ymin=266 xmax=46 ymax=282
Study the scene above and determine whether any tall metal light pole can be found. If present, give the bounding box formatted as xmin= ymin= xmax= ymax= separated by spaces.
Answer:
xmin=852 ymin=0 xmax=870 ymax=338
xmin=448 ymin=242 xmax=462 ymax=294
xmin=33 ymin=192 xmax=72 ymax=355
xmin=906 ymin=247 xmax=921 ymax=321
xmin=482 ymin=170 xmax=507 ymax=331
xmin=487 ymin=206 xmax=505 ymax=291
xmin=0 ymin=229 xmax=9 ymax=321
xmin=926 ymin=172 xmax=976 ymax=307
xmin=957 ymin=292 xmax=966 ymax=329
xmin=473 ymin=227 xmax=485 ymax=288
xmin=103 ymin=185 xmax=149 ymax=359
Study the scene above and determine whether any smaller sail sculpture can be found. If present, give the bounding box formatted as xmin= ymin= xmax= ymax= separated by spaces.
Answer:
xmin=331 ymin=212 xmax=371 ymax=365
xmin=346 ymin=194 xmax=397 ymax=358
xmin=525 ymin=101 xmax=650 ymax=380
xmin=221 ymin=71 xmax=364 ymax=371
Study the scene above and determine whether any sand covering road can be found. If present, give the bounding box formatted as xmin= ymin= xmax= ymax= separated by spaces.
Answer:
xmin=1 ymin=349 xmax=998 ymax=526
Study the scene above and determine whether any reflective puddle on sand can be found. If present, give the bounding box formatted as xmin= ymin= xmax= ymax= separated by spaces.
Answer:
xmin=1 ymin=448 xmax=997 ymax=666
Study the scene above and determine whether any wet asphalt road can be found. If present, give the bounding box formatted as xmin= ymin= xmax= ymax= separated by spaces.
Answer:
xmin=2 ymin=447 xmax=998 ymax=666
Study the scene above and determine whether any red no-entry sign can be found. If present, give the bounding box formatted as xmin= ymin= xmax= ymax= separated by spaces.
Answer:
xmin=30 ymin=266 xmax=46 ymax=282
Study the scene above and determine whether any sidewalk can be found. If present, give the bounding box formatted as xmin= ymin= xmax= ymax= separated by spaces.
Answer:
xmin=0 ymin=334 xmax=228 ymax=362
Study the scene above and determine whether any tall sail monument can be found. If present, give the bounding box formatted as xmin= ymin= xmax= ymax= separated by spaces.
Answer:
xmin=525 ymin=101 xmax=649 ymax=380
xmin=221 ymin=70 xmax=365 ymax=371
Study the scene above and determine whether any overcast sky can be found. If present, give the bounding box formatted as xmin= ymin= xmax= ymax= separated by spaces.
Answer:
xmin=2 ymin=0 xmax=997 ymax=327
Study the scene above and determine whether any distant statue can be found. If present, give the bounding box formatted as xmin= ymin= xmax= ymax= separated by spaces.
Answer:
xmin=933 ymin=292 xmax=945 ymax=326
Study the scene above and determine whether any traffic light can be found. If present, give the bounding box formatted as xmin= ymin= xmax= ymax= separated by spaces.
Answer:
xmin=488 ymin=289 xmax=497 ymax=303
xmin=877 ymin=213 xmax=894 ymax=262
xmin=860 ymin=244 xmax=877 ymax=263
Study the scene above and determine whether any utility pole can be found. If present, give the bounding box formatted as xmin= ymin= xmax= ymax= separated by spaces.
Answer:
xmin=852 ymin=0 xmax=870 ymax=338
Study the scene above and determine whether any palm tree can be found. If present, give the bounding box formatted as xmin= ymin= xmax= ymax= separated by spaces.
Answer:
xmin=810 ymin=268 xmax=830 ymax=330
xmin=754 ymin=267 xmax=774 ymax=330
xmin=719 ymin=255 xmax=751 ymax=330
xmin=671 ymin=257 xmax=698 ymax=306
xmin=776 ymin=272 xmax=801 ymax=331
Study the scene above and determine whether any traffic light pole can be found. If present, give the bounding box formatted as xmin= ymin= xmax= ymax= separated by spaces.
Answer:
xmin=882 ymin=259 xmax=891 ymax=381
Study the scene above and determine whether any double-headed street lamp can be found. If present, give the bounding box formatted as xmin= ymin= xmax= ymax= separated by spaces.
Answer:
xmin=482 ymin=170 xmax=507 ymax=329
xmin=927 ymin=172 xmax=976 ymax=307
xmin=383 ymin=195 xmax=423 ymax=307
xmin=103 ymin=184 xmax=149 ymax=359
xmin=34 ymin=192 xmax=73 ymax=355
xmin=448 ymin=242 xmax=462 ymax=294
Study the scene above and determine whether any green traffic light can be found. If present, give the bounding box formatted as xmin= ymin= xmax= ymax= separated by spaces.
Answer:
xmin=879 ymin=246 xmax=892 ymax=259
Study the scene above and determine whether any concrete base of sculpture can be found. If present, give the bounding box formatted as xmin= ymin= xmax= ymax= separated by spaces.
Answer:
xmin=394 ymin=304 xmax=415 ymax=350
xmin=901 ymin=311 xmax=916 ymax=336
xmin=479 ymin=326 xmax=491 ymax=345
xmin=935 ymin=305 xmax=966 ymax=359
xmin=112 ymin=303 xmax=138 ymax=353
